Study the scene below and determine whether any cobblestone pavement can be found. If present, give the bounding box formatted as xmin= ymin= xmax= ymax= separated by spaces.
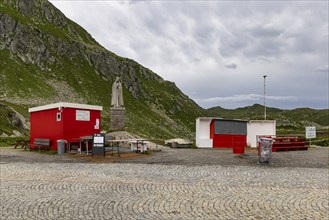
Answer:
xmin=0 ymin=148 xmax=328 ymax=219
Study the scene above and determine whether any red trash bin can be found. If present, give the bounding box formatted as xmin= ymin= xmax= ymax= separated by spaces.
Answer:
xmin=233 ymin=144 xmax=245 ymax=154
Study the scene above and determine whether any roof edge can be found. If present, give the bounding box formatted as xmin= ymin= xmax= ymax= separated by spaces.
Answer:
xmin=28 ymin=102 xmax=103 ymax=112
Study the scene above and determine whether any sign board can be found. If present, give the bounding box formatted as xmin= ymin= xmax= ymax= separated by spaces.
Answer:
xmin=305 ymin=127 xmax=316 ymax=139
xmin=92 ymin=133 xmax=105 ymax=156
xmin=76 ymin=110 xmax=90 ymax=121
xmin=94 ymin=118 xmax=100 ymax=129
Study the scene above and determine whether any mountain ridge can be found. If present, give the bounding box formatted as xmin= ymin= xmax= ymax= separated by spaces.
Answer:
xmin=208 ymin=104 xmax=328 ymax=129
xmin=0 ymin=0 xmax=207 ymax=139
xmin=0 ymin=0 xmax=328 ymax=139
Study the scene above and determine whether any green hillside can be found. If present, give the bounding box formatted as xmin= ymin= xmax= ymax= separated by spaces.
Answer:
xmin=0 ymin=0 xmax=328 ymax=143
xmin=208 ymin=104 xmax=329 ymax=132
xmin=0 ymin=0 xmax=206 ymax=140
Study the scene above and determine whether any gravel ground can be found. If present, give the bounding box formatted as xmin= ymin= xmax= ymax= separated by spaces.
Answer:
xmin=121 ymin=147 xmax=329 ymax=168
xmin=1 ymin=147 xmax=328 ymax=168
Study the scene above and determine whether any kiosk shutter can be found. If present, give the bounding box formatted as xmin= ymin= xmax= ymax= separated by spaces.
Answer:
xmin=214 ymin=120 xmax=247 ymax=135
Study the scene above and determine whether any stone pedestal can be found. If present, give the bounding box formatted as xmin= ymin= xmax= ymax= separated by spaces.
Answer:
xmin=110 ymin=107 xmax=125 ymax=131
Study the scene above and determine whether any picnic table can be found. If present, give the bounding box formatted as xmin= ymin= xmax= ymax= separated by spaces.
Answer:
xmin=106 ymin=139 xmax=148 ymax=157
xmin=70 ymin=136 xmax=93 ymax=155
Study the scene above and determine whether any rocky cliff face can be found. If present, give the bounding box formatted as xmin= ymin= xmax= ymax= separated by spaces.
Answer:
xmin=0 ymin=0 xmax=146 ymax=98
xmin=0 ymin=0 xmax=206 ymax=139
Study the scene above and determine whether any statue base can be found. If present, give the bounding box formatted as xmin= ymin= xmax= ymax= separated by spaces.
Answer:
xmin=110 ymin=107 xmax=125 ymax=131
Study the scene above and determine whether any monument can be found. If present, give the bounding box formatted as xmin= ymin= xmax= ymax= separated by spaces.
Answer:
xmin=110 ymin=77 xmax=125 ymax=130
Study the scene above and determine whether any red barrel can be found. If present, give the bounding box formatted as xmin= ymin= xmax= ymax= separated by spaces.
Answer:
xmin=233 ymin=145 xmax=245 ymax=154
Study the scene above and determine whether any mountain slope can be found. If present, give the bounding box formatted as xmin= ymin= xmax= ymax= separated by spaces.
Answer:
xmin=0 ymin=0 xmax=327 ymax=140
xmin=0 ymin=0 xmax=206 ymax=139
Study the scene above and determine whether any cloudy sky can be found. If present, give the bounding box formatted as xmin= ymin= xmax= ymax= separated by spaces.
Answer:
xmin=50 ymin=0 xmax=328 ymax=110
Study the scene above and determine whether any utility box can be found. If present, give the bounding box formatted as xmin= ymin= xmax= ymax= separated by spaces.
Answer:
xmin=29 ymin=102 xmax=103 ymax=150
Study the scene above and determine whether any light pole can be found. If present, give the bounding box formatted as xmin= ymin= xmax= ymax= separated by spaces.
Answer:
xmin=263 ymin=75 xmax=267 ymax=120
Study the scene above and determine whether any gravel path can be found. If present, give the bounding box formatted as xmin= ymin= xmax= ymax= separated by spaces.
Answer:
xmin=121 ymin=147 xmax=329 ymax=168
xmin=0 ymin=147 xmax=328 ymax=219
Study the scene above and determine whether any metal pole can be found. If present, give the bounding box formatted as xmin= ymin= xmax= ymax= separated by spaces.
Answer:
xmin=263 ymin=75 xmax=267 ymax=120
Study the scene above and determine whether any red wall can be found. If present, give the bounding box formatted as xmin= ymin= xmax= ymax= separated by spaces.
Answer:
xmin=62 ymin=108 xmax=101 ymax=143
xmin=212 ymin=134 xmax=246 ymax=148
xmin=30 ymin=109 xmax=63 ymax=149
xmin=210 ymin=120 xmax=247 ymax=148
xmin=210 ymin=121 xmax=214 ymax=140
xmin=30 ymin=107 xmax=101 ymax=150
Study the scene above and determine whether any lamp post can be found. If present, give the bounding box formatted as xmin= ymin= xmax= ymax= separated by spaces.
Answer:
xmin=263 ymin=75 xmax=267 ymax=120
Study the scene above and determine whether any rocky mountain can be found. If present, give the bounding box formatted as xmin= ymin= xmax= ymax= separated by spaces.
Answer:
xmin=0 ymin=0 xmax=327 ymax=140
xmin=0 ymin=0 xmax=206 ymax=139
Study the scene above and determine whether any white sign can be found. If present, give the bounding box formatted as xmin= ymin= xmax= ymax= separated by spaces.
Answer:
xmin=305 ymin=127 xmax=316 ymax=139
xmin=94 ymin=118 xmax=99 ymax=129
xmin=93 ymin=136 xmax=104 ymax=144
xmin=76 ymin=110 xmax=90 ymax=121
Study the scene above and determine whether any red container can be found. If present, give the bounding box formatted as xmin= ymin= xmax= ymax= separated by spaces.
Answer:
xmin=210 ymin=119 xmax=247 ymax=149
xmin=233 ymin=145 xmax=245 ymax=154
xmin=29 ymin=102 xmax=102 ymax=150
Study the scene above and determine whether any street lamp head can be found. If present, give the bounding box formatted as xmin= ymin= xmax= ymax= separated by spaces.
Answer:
xmin=263 ymin=75 xmax=267 ymax=78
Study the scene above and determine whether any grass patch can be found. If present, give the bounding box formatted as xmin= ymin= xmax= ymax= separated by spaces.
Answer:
xmin=1 ymin=49 xmax=56 ymax=100
xmin=310 ymin=138 xmax=329 ymax=147
xmin=142 ymin=150 xmax=151 ymax=155
xmin=0 ymin=136 xmax=29 ymax=147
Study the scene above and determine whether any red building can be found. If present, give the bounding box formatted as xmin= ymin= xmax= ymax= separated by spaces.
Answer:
xmin=29 ymin=102 xmax=103 ymax=150
xmin=210 ymin=119 xmax=247 ymax=148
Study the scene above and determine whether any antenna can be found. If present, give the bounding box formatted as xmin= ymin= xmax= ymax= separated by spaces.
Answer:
xmin=263 ymin=75 xmax=267 ymax=120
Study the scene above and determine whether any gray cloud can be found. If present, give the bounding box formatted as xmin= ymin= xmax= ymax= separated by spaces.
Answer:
xmin=50 ymin=0 xmax=328 ymax=109
xmin=316 ymin=65 xmax=329 ymax=72
xmin=225 ymin=63 xmax=237 ymax=69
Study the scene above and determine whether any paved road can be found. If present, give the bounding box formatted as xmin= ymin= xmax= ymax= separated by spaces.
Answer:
xmin=0 ymin=148 xmax=328 ymax=219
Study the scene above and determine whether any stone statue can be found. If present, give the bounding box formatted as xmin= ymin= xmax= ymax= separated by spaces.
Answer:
xmin=111 ymin=77 xmax=124 ymax=108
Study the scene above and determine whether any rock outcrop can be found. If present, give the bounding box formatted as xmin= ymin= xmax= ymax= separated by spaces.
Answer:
xmin=0 ymin=0 xmax=206 ymax=139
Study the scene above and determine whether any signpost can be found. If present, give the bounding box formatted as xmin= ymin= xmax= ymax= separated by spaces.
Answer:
xmin=305 ymin=127 xmax=316 ymax=146
xmin=92 ymin=133 xmax=105 ymax=157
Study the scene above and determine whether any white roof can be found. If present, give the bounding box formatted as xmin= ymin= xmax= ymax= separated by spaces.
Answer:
xmin=28 ymin=102 xmax=103 ymax=112
xmin=248 ymin=120 xmax=276 ymax=123
xmin=196 ymin=117 xmax=247 ymax=122
xmin=197 ymin=117 xmax=222 ymax=120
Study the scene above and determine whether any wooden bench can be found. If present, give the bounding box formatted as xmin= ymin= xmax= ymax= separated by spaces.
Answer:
xmin=29 ymin=138 xmax=51 ymax=152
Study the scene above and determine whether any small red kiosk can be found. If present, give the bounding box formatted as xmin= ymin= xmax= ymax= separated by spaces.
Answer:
xmin=210 ymin=118 xmax=247 ymax=151
xmin=29 ymin=102 xmax=103 ymax=150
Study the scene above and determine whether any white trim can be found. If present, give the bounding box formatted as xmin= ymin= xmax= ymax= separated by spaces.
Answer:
xmin=196 ymin=117 xmax=248 ymax=122
xmin=29 ymin=102 xmax=103 ymax=112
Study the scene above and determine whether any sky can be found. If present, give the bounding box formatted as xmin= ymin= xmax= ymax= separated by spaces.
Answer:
xmin=50 ymin=0 xmax=328 ymax=110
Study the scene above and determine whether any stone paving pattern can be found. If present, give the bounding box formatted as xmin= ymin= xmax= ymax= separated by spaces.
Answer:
xmin=0 ymin=148 xmax=328 ymax=219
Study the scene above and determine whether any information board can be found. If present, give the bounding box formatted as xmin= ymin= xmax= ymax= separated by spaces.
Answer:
xmin=76 ymin=110 xmax=90 ymax=121
xmin=305 ymin=127 xmax=316 ymax=139
xmin=92 ymin=133 xmax=105 ymax=156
